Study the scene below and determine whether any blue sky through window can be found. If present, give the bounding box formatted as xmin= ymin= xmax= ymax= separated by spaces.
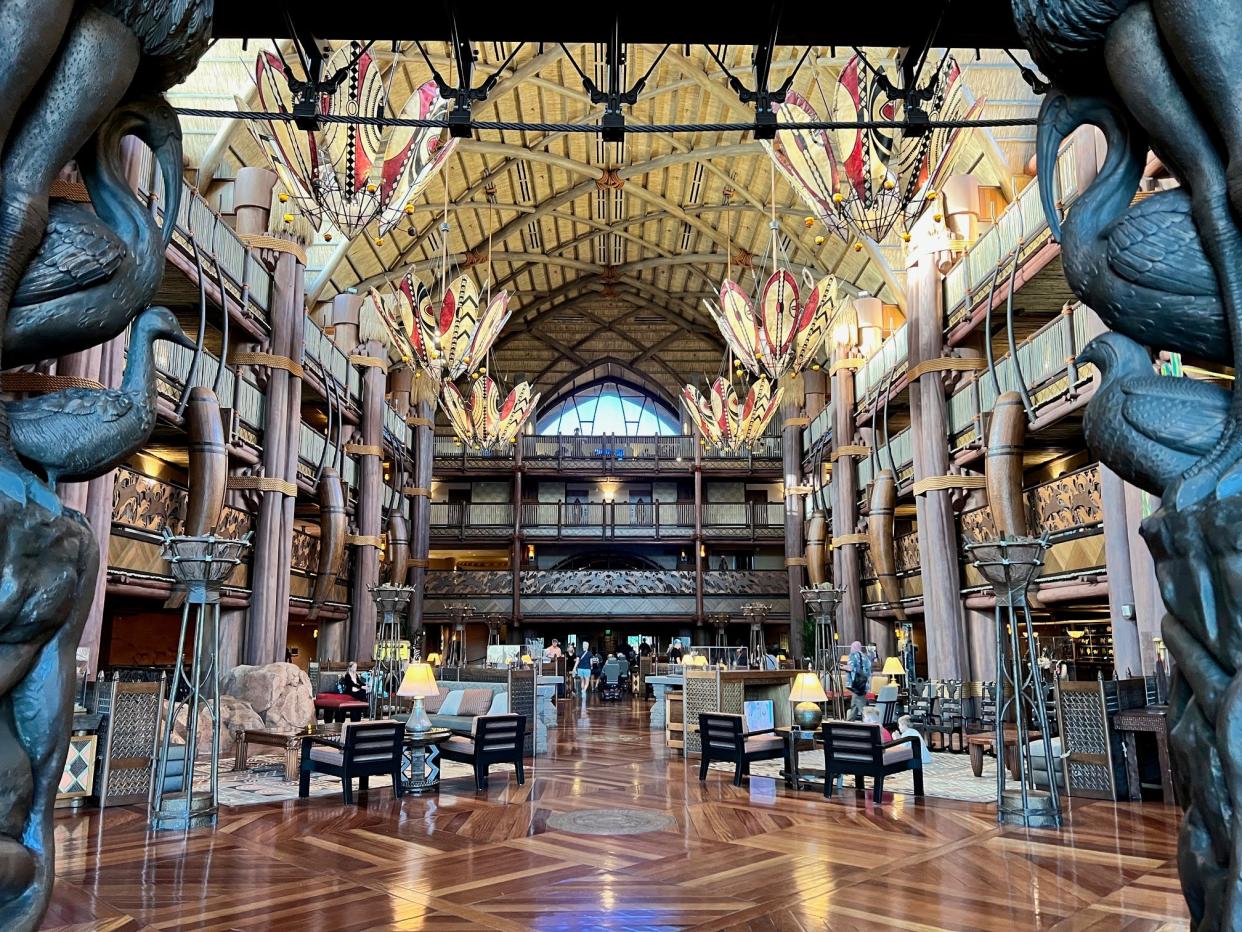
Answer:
xmin=537 ymin=380 xmax=680 ymax=436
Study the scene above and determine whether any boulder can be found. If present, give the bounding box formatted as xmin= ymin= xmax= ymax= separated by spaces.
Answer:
xmin=219 ymin=695 xmax=264 ymax=756
xmin=221 ymin=662 xmax=314 ymax=733
xmin=159 ymin=699 xmax=215 ymax=760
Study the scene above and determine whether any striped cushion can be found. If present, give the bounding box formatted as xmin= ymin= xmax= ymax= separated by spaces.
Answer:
xmin=443 ymin=735 xmax=475 ymax=755
xmin=422 ymin=687 xmax=451 ymax=714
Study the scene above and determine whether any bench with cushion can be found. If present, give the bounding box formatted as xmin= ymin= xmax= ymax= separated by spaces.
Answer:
xmin=314 ymin=693 xmax=368 ymax=723
xmin=697 ymin=712 xmax=786 ymax=787
xmin=423 ymin=683 xmax=509 ymax=733
xmin=438 ymin=714 xmax=527 ymax=790
xmin=297 ymin=719 xmax=405 ymax=804
xmin=822 ymin=720 xmax=924 ymax=803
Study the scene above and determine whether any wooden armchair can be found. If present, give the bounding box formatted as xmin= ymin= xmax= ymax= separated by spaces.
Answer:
xmin=697 ymin=712 xmax=786 ymax=787
xmin=439 ymin=714 xmax=527 ymax=790
xmin=822 ymin=721 xmax=924 ymax=803
xmin=297 ymin=720 xmax=405 ymax=805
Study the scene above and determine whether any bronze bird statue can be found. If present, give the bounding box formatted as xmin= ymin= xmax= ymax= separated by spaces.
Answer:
xmin=1079 ymin=333 xmax=1228 ymax=496
xmin=8 ymin=306 xmax=193 ymax=492
xmin=5 ymin=96 xmax=182 ymax=367
xmin=1038 ymin=90 xmax=1229 ymax=363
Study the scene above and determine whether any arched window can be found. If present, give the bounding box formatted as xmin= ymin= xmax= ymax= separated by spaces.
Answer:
xmin=537 ymin=379 xmax=680 ymax=436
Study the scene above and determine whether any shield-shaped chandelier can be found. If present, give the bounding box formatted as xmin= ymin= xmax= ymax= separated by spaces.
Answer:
xmin=766 ymin=55 xmax=977 ymax=243
xmin=440 ymin=375 xmax=540 ymax=451
xmin=247 ymin=43 xmax=458 ymax=241
xmin=682 ymin=376 xmax=783 ymax=451
xmin=712 ymin=270 xmax=837 ymax=382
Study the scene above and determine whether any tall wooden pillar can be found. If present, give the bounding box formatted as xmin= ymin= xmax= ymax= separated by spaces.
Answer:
xmin=407 ymin=399 xmax=435 ymax=640
xmin=782 ymin=389 xmax=806 ymax=662
xmin=907 ymin=244 xmax=968 ymax=680
xmin=348 ymin=339 xmax=386 ymax=663
xmin=830 ymin=357 xmax=864 ymax=645
xmin=1099 ymin=465 xmax=1143 ymax=677
xmin=693 ymin=440 xmax=705 ymax=624
xmin=512 ymin=447 xmax=523 ymax=628
xmin=234 ymin=169 xmax=300 ymax=667
xmin=271 ymin=256 xmax=305 ymax=660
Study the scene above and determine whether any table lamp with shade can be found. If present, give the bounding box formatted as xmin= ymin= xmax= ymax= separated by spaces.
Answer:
xmin=881 ymin=656 xmax=906 ymax=687
xmin=789 ymin=671 xmax=830 ymax=731
xmin=397 ymin=662 xmax=439 ymax=732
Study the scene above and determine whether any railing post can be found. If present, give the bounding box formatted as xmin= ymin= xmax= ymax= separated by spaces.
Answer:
xmin=655 ymin=498 xmax=661 ymax=540
xmin=557 ymin=434 xmax=563 ymax=471
xmin=557 ymin=501 xmax=562 ymax=539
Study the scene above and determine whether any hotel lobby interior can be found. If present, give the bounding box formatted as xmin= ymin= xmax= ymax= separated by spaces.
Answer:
xmin=0 ymin=2 xmax=1226 ymax=929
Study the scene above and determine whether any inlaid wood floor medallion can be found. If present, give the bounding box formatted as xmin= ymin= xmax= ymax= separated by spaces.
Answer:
xmin=45 ymin=697 xmax=1190 ymax=930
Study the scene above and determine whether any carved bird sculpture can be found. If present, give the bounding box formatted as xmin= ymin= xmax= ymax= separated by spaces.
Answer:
xmin=1079 ymin=332 xmax=1228 ymax=496
xmin=1038 ymin=90 xmax=1229 ymax=363
xmin=5 ymin=96 xmax=182 ymax=367
xmin=8 ymin=306 xmax=193 ymax=490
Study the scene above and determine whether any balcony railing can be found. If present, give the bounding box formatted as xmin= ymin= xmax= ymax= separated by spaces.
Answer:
xmin=297 ymin=424 xmax=358 ymax=488
xmin=132 ymin=145 xmax=272 ymax=315
xmin=383 ymin=404 xmax=411 ymax=450
xmin=152 ymin=340 xmax=265 ymax=443
xmin=943 ymin=132 xmax=1088 ymax=326
xmin=520 ymin=434 xmax=696 ymax=469
xmin=430 ymin=500 xmax=785 ymax=539
xmin=947 ymin=303 xmax=1095 ymax=452
xmin=303 ymin=317 xmax=361 ymax=400
xmin=857 ymin=426 xmax=914 ymax=490
xmin=854 ymin=325 xmax=909 ymax=408
xmin=424 ymin=568 xmax=788 ymax=598
xmin=802 ymin=402 xmax=833 ymax=452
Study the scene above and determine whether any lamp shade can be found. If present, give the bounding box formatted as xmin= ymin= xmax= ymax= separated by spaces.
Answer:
xmin=789 ymin=672 xmax=829 ymax=704
xmin=881 ymin=656 xmax=906 ymax=677
xmin=396 ymin=662 xmax=439 ymax=698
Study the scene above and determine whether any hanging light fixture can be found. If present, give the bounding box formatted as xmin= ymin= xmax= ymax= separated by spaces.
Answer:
xmin=712 ymin=270 xmax=838 ymax=382
xmin=682 ymin=375 xmax=783 ymax=452
xmin=765 ymin=54 xmax=978 ymax=244
xmin=246 ymin=43 xmax=458 ymax=241
xmin=440 ymin=375 xmax=539 ymax=451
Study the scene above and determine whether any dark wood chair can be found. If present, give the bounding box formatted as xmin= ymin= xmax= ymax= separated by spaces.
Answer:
xmin=439 ymin=714 xmax=527 ymax=790
xmin=697 ymin=712 xmax=786 ymax=787
xmin=927 ymin=680 xmax=966 ymax=752
xmin=822 ymin=720 xmax=924 ymax=803
xmin=298 ymin=720 xmax=405 ymax=805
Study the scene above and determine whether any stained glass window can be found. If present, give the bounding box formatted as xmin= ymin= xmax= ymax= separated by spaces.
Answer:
xmin=537 ymin=379 xmax=680 ymax=436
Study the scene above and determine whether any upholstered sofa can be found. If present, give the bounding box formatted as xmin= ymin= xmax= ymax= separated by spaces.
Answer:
xmin=426 ymin=673 xmax=543 ymax=754
xmin=425 ymin=681 xmax=512 ymax=733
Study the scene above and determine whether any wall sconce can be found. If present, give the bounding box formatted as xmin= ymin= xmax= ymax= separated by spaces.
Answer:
xmin=526 ymin=544 xmax=536 ymax=561
xmin=699 ymin=544 xmax=706 ymax=559
xmin=1066 ymin=629 xmax=1087 ymax=640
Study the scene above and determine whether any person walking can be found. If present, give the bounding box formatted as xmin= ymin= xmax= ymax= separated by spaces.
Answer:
xmin=843 ymin=641 xmax=873 ymax=721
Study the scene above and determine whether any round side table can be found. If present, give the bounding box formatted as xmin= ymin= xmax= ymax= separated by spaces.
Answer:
xmin=402 ymin=727 xmax=452 ymax=794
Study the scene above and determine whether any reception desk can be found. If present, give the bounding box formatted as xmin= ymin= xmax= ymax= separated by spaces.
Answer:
xmin=682 ymin=670 xmax=797 ymax=757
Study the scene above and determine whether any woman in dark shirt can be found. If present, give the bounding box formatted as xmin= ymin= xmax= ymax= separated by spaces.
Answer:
xmin=339 ymin=662 xmax=367 ymax=702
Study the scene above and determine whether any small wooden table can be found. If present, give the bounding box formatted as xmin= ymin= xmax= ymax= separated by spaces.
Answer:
xmin=965 ymin=728 xmax=1039 ymax=780
xmin=1113 ymin=706 xmax=1174 ymax=804
xmin=234 ymin=727 xmax=338 ymax=782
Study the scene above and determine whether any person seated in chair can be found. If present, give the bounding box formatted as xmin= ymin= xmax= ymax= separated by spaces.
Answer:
xmin=338 ymin=662 xmax=367 ymax=702
xmin=861 ymin=705 xmax=892 ymax=743
xmin=895 ymin=714 xmax=932 ymax=765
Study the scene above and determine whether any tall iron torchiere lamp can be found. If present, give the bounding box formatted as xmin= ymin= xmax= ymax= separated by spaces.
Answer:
xmin=371 ymin=583 xmax=416 ymax=718
xmin=442 ymin=602 xmax=475 ymax=668
xmin=707 ymin=612 xmax=731 ymax=648
xmin=741 ymin=602 xmax=771 ymax=666
xmin=802 ymin=583 xmax=846 ymax=719
xmin=151 ymin=530 xmax=251 ymax=830
xmin=966 ymin=534 xmax=1062 ymax=829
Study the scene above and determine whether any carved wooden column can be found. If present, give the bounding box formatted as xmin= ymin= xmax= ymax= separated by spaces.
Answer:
xmin=347 ymin=335 xmax=386 ymax=663
xmin=694 ymin=438 xmax=705 ymax=628
xmin=906 ymin=241 xmax=968 ymax=680
xmin=830 ymin=354 xmax=865 ymax=645
xmin=272 ymin=254 xmax=305 ymax=660
xmin=407 ymin=398 xmax=434 ymax=641
xmin=782 ymin=387 xmax=806 ymax=661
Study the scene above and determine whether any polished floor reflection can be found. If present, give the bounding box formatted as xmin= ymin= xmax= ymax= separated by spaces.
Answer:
xmin=46 ymin=696 xmax=1189 ymax=930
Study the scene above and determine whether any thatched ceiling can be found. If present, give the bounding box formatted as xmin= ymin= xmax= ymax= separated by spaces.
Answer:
xmin=170 ymin=41 xmax=1040 ymax=403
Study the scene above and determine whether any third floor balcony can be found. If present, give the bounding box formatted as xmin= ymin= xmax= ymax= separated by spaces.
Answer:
xmin=429 ymin=500 xmax=786 ymax=541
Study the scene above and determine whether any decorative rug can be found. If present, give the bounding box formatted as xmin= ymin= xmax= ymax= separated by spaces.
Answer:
xmin=200 ymin=755 xmax=516 ymax=806
xmin=546 ymin=808 xmax=677 ymax=835
xmin=709 ymin=748 xmax=999 ymax=803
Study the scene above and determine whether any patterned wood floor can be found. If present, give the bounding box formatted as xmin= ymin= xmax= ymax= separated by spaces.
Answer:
xmin=45 ymin=696 xmax=1190 ymax=930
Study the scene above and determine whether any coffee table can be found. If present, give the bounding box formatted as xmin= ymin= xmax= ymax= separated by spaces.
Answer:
xmin=234 ymin=726 xmax=339 ymax=782
xmin=965 ymin=728 xmax=1039 ymax=780
xmin=402 ymin=728 xmax=452 ymax=793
